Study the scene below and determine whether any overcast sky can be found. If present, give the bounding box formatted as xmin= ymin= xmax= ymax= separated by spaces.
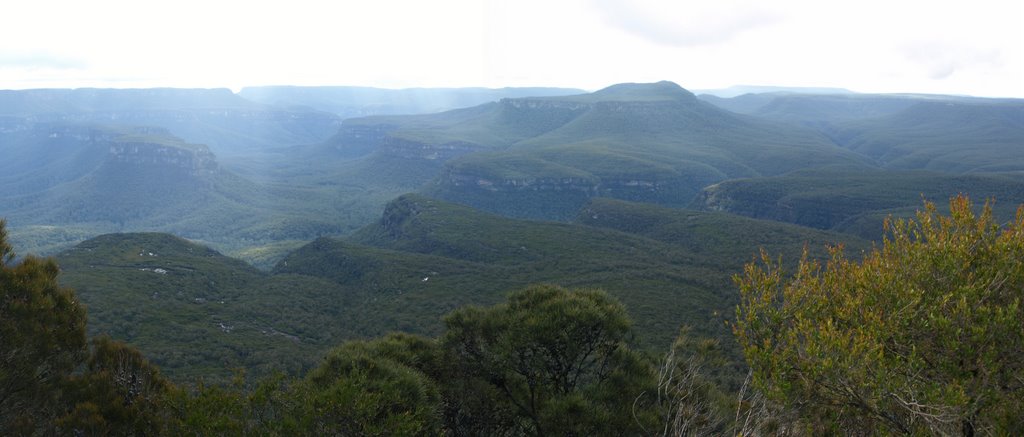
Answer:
xmin=1 ymin=0 xmax=1021 ymax=97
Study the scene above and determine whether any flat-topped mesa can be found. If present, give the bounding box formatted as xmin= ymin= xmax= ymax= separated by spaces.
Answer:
xmin=108 ymin=137 xmax=218 ymax=175
xmin=503 ymin=81 xmax=699 ymax=106
xmin=587 ymin=81 xmax=699 ymax=103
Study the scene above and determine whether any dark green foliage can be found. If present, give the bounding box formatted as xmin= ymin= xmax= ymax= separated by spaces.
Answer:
xmin=53 ymin=193 xmax=871 ymax=385
xmin=162 ymin=289 xmax=662 ymax=436
xmin=166 ymin=335 xmax=442 ymax=435
xmin=56 ymin=233 xmax=348 ymax=382
xmin=295 ymin=336 xmax=444 ymax=435
xmin=0 ymin=222 xmax=179 ymax=435
xmin=288 ymin=194 xmax=764 ymax=350
xmin=60 ymin=191 xmax=865 ymax=385
xmin=0 ymin=219 xmax=88 ymax=432
xmin=441 ymin=285 xmax=656 ymax=436
xmin=58 ymin=337 xmax=174 ymax=435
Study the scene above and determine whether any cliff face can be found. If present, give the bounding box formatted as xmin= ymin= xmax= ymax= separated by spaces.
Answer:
xmin=329 ymin=124 xmax=395 ymax=155
xmin=443 ymin=172 xmax=601 ymax=194
xmin=21 ymin=123 xmax=221 ymax=177
xmin=108 ymin=141 xmax=218 ymax=176
xmin=499 ymin=98 xmax=591 ymax=112
xmin=379 ymin=137 xmax=485 ymax=161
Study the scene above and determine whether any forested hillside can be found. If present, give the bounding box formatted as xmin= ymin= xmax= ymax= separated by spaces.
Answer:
xmin=3 ymin=81 xmax=1023 ymax=434
xmin=56 ymin=195 xmax=868 ymax=384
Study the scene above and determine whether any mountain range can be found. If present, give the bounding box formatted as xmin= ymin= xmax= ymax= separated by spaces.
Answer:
xmin=1 ymin=80 xmax=1021 ymax=383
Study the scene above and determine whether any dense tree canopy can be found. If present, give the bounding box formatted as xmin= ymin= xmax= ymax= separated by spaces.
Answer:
xmin=734 ymin=196 xmax=1024 ymax=435
xmin=441 ymin=284 xmax=656 ymax=436
xmin=0 ymin=219 xmax=88 ymax=432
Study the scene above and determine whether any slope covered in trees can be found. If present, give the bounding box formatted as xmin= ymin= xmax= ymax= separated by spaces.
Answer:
xmin=304 ymin=81 xmax=869 ymax=220
xmin=12 ymin=195 xmax=1024 ymax=434
xmin=51 ymin=195 xmax=868 ymax=384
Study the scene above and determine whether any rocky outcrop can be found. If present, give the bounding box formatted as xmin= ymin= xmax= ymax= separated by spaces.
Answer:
xmin=445 ymin=172 xmax=600 ymax=194
xmin=442 ymin=167 xmax=678 ymax=196
xmin=380 ymin=137 xmax=486 ymax=160
xmin=108 ymin=140 xmax=218 ymax=176
xmin=499 ymin=98 xmax=591 ymax=112
xmin=19 ymin=123 xmax=220 ymax=176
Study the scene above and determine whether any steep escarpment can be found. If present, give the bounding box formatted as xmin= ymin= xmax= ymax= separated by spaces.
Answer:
xmin=107 ymin=137 xmax=218 ymax=176
xmin=0 ymin=123 xmax=238 ymax=231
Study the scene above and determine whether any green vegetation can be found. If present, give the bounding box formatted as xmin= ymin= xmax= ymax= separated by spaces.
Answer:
xmin=828 ymin=101 xmax=1024 ymax=173
xmin=440 ymin=285 xmax=656 ymax=435
xmin=6 ymin=83 xmax=1023 ymax=269
xmin=702 ymin=92 xmax=921 ymax=123
xmin=1 ymin=219 xmax=88 ymax=432
xmin=56 ymin=232 xmax=350 ymax=382
xmin=53 ymin=195 xmax=867 ymax=385
xmin=735 ymin=196 xmax=1024 ymax=434
xmin=0 ymin=124 xmax=380 ymax=265
xmin=693 ymin=167 xmax=1024 ymax=239
xmin=426 ymin=83 xmax=870 ymax=218
xmin=6 ymin=82 xmax=1024 ymax=434
xmin=8 ymin=192 xmax=1024 ymax=433
xmin=3 ymin=223 xmax=671 ymax=435
xmin=303 ymin=81 xmax=872 ymax=221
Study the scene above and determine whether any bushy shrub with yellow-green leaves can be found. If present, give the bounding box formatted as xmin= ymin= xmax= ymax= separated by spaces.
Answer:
xmin=734 ymin=196 xmax=1023 ymax=435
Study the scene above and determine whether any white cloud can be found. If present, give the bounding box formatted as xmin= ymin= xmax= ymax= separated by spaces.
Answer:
xmin=0 ymin=51 xmax=87 ymax=70
xmin=591 ymin=0 xmax=782 ymax=47
xmin=0 ymin=0 xmax=1020 ymax=97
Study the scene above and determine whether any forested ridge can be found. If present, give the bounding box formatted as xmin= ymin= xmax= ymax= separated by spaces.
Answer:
xmin=2 ymin=83 xmax=1023 ymax=435
xmin=3 ymin=196 xmax=1021 ymax=435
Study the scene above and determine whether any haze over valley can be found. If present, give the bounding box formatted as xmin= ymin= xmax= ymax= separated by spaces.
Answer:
xmin=3 ymin=0 xmax=1022 ymax=434
xmin=4 ymin=80 xmax=1021 ymax=368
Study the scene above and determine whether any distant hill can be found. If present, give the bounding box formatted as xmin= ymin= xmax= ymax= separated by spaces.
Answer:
xmin=695 ymin=85 xmax=854 ymax=98
xmin=826 ymin=101 xmax=1024 ymax=172
xmin=695 ymin=92 xmax=1024 ymax=204
xmin=0 ymin=88 xmax=341 ymax=156
xmin=304 ymin=81 xmax=869 ymax=220
xmin=691 ymin=168 xmax=1024 ymax=238
xmin=699 ymin=90 xmax=1021 ymax=128
xmin=0 ymin=123 xmax=357 ymax=264
xmin=701 ymin=93 xmax=923 ymax=124
xmin=238 ymin=85 xmax=585 ymax=119
xmin=57 ymin=233 xmax=351 ymax=382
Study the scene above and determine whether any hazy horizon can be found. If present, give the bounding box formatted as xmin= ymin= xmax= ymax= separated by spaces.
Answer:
xmin=2 ymin=0 xmax=1022 ymax=98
